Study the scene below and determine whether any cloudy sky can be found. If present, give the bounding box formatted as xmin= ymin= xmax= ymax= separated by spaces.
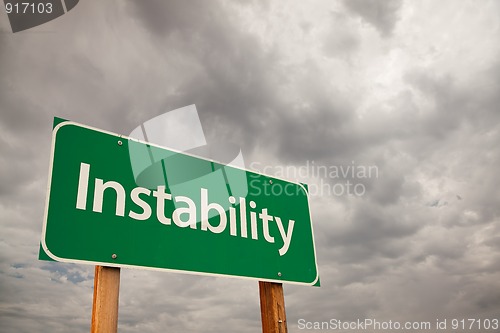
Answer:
xmin=1 ymin=0 xmax=500 ymax=332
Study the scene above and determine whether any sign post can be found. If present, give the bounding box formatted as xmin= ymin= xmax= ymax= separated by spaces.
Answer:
xmin=90 ymin=266 xmax=121 ymax=333
xmin=259 ymin=282 xmax=288 ymax=333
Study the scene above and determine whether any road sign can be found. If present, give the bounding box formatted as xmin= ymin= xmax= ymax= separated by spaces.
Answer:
xmin=40 ymin=119 xmax=319 ymax=286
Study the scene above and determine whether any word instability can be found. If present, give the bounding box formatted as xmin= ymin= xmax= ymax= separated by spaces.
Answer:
xmin=75 ymin=163 xmax=295 ymax=255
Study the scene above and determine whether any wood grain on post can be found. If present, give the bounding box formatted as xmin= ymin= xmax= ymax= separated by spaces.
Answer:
xmin=259 ymin=281 xmax=288 ymax=333
xmin=90 ymin=266 xmax=121 ymax=333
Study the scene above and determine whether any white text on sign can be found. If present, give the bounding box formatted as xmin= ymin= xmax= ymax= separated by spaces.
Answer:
xmin=75 ymin=163 xmax=295 ymax=255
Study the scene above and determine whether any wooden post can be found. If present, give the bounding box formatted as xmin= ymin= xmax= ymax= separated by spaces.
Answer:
xmin=259 ymin=281 xmax=288 ymax=333
xmin=90 ymin=266 xmax=121 ymax=333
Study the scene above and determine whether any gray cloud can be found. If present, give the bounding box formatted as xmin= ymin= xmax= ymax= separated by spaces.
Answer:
xmin=122 ymin=0 xmax=286 ymax=155
xmin=343 ymin=0 xmax=403 ymax=37
xmin=323 ymin=12 xmax=361 ymax=59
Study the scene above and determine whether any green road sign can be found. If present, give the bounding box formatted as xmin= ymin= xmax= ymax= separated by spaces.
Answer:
xmin=40 ymin=119 xmax=319 ymax=286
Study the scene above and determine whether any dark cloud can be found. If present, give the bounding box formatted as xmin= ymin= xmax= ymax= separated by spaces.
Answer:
xmin=330 ymin=203 xmax=421 ymax=260
xmin=124 ymin=0 xmax=283 ymax=154
xmin=125 ymin=0 xmax=215 ymax=37
xmin=343 ymin=0 xmax=403 ymax=37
